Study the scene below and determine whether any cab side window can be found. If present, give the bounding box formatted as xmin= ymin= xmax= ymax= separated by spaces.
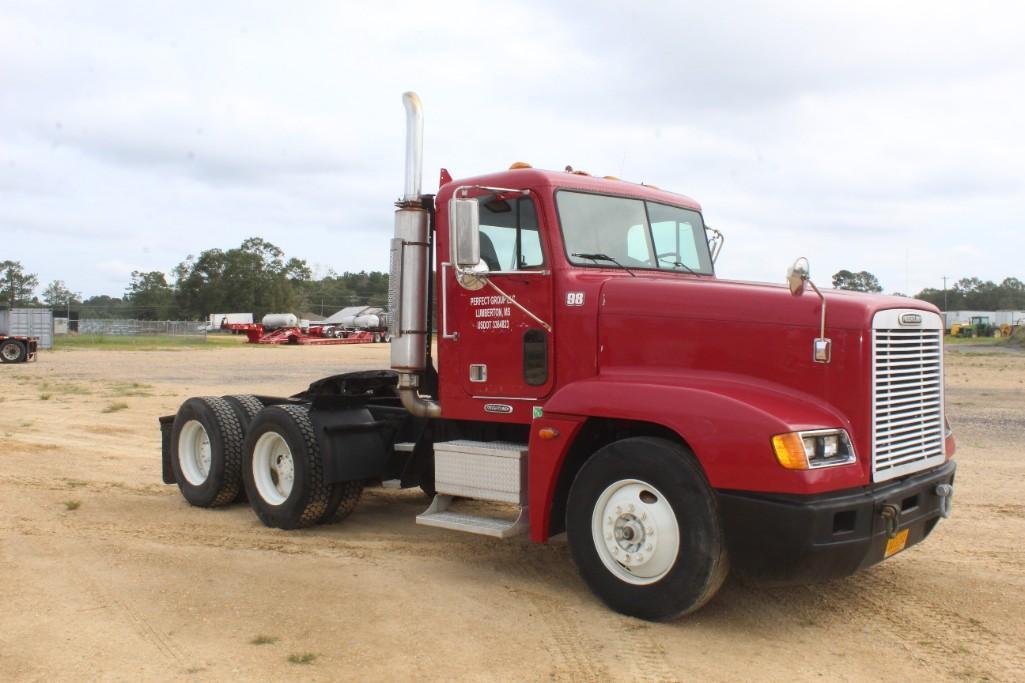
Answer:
xmin=479 ymin=197 xmax=544 ymax=271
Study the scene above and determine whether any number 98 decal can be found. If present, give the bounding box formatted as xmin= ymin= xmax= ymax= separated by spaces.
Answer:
xmin=566 ymin=292 xmax=585 ymax=306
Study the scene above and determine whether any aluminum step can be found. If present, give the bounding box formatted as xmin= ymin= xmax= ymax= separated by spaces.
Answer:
xmin=393 ymin=442 xmax=416 ymax=453
xmin=415 ymin=495 xmax=528 ymax=539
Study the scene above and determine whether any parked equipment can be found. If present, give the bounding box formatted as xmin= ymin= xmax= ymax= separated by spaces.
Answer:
xmin=0 ymin=335 xmax=38 ymax=363
xmin=159 ymin=93 xmax=957 ymax=621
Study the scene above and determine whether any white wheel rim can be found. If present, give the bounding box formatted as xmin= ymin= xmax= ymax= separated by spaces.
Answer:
xmin=178 ymin=420 xmax=212 ymax=486
xmin=591 ymin=479 xmax=680 ymax=586
xmin=1 ymin=344 xmax=20 ymax=361
xmin=252 ymin=432 xmax=295 ymax=505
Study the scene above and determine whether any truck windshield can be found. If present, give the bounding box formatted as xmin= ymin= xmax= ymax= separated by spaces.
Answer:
xmin=556 ymin=191 xmax=713 ymax=274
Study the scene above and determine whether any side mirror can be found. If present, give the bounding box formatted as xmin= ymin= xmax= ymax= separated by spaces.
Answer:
xmin=449 ymin=197 xmax=480 ymax=267
xmin=786 ymin=257 xmax=810 ymax=296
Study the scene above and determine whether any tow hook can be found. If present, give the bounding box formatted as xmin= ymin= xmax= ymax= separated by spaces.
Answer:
xmin=935 ymin=484 xmax=954 ymax=518
xmin=879 ymin=503 xmax=900 ymax=539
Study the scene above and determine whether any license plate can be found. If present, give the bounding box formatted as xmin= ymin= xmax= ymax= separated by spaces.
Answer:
xmin=884 ymin=529 xmax=909 ymax=558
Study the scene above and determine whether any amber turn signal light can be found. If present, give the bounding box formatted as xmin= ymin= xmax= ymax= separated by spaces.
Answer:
xmin=538 ymin=427 xmax=560 ymax=440
xmin=772 ymin=433 xmax=808 ymax=470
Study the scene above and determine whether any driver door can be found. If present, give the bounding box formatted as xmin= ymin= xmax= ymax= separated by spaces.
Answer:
xmin=449 ymin=195 xmax=554 ymax=404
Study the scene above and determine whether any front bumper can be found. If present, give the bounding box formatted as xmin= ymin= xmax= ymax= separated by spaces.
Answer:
xmin=717 ymin=460 xmax=956 ymax=585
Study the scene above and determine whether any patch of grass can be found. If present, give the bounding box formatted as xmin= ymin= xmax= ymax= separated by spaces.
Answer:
xmin=64 ymin=479 xmax=88 ymax=488
xmin=63 ymin=500 xmax=81 ymax=511
xmin=250 ymin=635 xmax=279 ymax=645
xmin=287 ymin=653 xmax=317 ymax=665
xmin=55 ymin=334 xmax=210 ymax=351
xmin=39 ymin=392 xmax=52 ymax=400
xmin=101 ymin=401 xmax=129 ymax=413
xmin=107 ymin=381 xmax=154 ymax=397
xmin=944 ymin=335 xmax=1004 ymax=346
xmin=38 ymin=381 xmax=92 ymax=396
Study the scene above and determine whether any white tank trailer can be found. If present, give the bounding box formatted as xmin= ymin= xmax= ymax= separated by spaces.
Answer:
xmin=322 ymin=306 xmax=391 ymax=332
xmin=261 ymin=313 xmax=299 ymax=330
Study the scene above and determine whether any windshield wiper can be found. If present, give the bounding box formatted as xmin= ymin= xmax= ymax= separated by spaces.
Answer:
xmin=656 ymin=256 xmax=696 ymax=274
xmin=571 ymin=253 xmax=637 ymax=277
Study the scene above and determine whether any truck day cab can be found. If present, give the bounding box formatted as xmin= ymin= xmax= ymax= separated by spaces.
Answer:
xmin=160 ymin=93 xmax=956 ymax=621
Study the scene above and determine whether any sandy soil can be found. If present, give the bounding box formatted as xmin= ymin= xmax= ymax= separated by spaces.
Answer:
xmin=1 ymin=343 xmax=1023 ymax=682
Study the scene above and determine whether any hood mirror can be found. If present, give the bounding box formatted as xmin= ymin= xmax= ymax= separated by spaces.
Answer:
xmin=787 ymin=257 xmax=810 ymax=296
xmin=786 ymin=256 xmax=831 ymax=364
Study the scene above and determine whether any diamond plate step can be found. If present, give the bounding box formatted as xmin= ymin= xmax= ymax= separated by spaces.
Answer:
xmin=415 ymin=495 xmax=528 ymax=539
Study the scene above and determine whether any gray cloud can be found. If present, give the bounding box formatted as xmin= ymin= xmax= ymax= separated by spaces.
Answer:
xmin=1 ymin=0 xmax=1022 ymax=299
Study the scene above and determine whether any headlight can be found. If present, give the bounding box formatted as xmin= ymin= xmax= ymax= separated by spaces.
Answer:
xmin=772 ymin=429 xmax=856 ymax=470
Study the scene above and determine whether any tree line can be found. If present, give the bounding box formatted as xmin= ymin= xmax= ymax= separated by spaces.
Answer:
xmin=830 ymin=269 xmax=1025 ymax=310
xmin=1 ymin=239 xmax=389 ymax=321
xmin=3 ymin=251 xmax=1022 ymax=321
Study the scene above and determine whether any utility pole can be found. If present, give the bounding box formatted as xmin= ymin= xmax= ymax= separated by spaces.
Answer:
xmin=942 ymin=275 xmax=948 ymax=311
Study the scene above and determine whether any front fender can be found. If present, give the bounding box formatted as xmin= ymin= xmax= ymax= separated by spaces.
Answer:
xmin=543 ymin=368 xmax=868 ymax=494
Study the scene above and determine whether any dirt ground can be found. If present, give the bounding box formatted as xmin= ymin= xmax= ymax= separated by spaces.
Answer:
xmin=1 ymin=342 xmax=1023 ymax=682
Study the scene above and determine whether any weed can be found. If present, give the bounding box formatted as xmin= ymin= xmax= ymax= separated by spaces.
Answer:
xmin=39 ymin=392 xmax=52 ymax=400
xmin=250 ymin=635 xmax=278 ymax=645
xmin=102 ymin=401 xmax=129 ymax=413
xmin=63 ymin=500 xmax=81 ymax=511
xmin=107 ymin=382 xmax=153 ymax=397
xmin=287 ymin=653 xmax=317 ymax=665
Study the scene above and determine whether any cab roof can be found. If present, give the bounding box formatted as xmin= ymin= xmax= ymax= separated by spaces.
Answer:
xmin=437 ymin=166 xmax=702 ymax=213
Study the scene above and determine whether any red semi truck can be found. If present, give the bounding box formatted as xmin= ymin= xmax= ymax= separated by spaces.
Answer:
xmin=160 ymin=93 xmax=956 ymax=621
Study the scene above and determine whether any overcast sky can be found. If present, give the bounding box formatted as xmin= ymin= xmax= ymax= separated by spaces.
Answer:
xmin=2 ymin=0 xmax=1023 ymax=300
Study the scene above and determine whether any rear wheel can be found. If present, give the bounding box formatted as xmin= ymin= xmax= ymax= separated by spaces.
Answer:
xmin=221 ymin=395 xmax=265 ymax=502
xmin=170 ymin=397 xmax=244 ymax=507
xmin=0 ymin=340 xmax=26 ymax=363
xmin=243 ymin=404 xmax=334 ymax=529
xmin=319 ymin=480 xmax=364 ymax=524
xmin=223 ymin=394 xmax=264 ymax=428
xmin=566 ymin=437 xmax=728 ymax=621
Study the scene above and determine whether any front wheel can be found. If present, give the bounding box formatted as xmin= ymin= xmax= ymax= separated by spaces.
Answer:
xmin=566 ymin=437 xmax=728 ymax=621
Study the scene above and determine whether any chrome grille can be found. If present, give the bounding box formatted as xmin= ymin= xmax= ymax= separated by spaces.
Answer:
xmin=872 ymin=310 xmax=945 ymax=482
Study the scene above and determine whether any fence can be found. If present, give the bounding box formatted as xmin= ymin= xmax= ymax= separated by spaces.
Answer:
xmin=79 ymin=319 xmax=207 ymax=338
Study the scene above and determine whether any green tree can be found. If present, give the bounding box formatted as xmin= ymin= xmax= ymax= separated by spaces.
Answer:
xmin=832 ymin=269 xmax=883 ymax=293
xmin=79 ymin=295 xmax=129 ymax=319
xmin=174 ymin=238 xmax=311 ymax=319
xmin=126 ymin=271 xmax=176 ymax=320
xmin=0 ymin=260 xmax=39 ymax=308
xmin=42 ymin=280 xmax=81 ymax=308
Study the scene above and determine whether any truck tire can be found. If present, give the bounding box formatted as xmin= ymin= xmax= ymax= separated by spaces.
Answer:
xmin=223 ymin=394 xmax=264 ymax=428
xmin=319 ymin=480 xmax=364 ymax=524
xmin=242 ymin=404 xmax=333 ymax=530
xmin=566 ymin=437 xmax=728 ymax=621
xmin=170 ymin=397 xmax=244 ymax=507
xmin=222 ymin=395 xmax=266 ymax=502
xmin=0 ymin=339 xmax=26 ymax=363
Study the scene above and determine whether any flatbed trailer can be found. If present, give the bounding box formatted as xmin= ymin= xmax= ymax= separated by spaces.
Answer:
xmin=0 ymin=335 xmax=38 ymax=363
xmin=222 ymin=323 xmax=379 ymax=345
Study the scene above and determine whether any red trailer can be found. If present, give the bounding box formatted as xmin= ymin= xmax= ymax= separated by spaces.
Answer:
xmin=0 ymin=335 xmax=38 ymax=363
xmin=159 ymin=93 xmax=956 ymax=621
xmin=221 ymin=322 xmax=379 ymax=345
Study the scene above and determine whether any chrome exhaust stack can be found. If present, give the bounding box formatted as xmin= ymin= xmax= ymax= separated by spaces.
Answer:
xmin=389 ymin=92 xmax=441 ymax=418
